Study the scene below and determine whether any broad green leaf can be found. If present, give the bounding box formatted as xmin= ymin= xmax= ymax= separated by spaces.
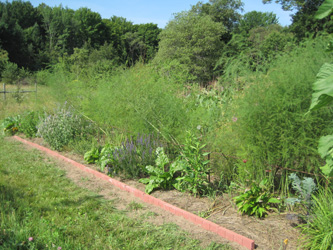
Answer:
xmin=320 ymin=163 xmax=333 ymax=176
xmin=315 ymin=0 xmax=333 ymax=19
xmin=318 ymin=135 xmax=333 ymax=158
xmin=139 ymin=178 xmax=150 ymax=184
xmin=309 ymin=63 xmax=333 ymax=111
xmin=268 ymin=198 xmax=280 ymax=203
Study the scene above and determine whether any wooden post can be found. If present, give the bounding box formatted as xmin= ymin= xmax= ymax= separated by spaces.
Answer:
xmin=35 ymin=81 xmax=37 ymax=102
xmin=3 ymin=83 xmax=6 ymax=101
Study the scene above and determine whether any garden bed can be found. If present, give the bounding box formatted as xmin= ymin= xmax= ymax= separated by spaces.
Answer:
xmin=14 ymin=135 xmax=301 ymax=250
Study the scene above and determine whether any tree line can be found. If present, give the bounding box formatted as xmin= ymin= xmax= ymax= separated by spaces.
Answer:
xmin=0 ymin=0 xmax=332 ymax=86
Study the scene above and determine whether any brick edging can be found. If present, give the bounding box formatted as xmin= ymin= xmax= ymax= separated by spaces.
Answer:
xmin=12 ymin=136 xmax=255 ymax=250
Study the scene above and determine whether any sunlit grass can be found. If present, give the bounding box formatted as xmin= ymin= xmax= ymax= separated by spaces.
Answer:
xmin=0 ymin=83 xmax=56 ymax=120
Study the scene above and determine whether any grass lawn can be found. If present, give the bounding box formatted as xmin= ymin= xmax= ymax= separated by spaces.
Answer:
xmin=0 ymin=136 xmax=231 ymax=250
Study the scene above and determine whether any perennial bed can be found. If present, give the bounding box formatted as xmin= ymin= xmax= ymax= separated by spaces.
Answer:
xmin=13 ymin=135 xmax=301 ymax=250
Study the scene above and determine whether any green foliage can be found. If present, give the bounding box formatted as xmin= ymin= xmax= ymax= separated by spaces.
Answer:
xmin=233 ymin=179 xmax=280 ymax=218
xmin=1 ymin=62 xmax=20 ymax=84
xmin=84 ymin=146 xmax=100 ymax=164
xmin=37 ymin=106 xmax=91 ymax=151
xmin=176 ymin=131 xmax=212 ymax=196
xmin=315 ymin=0 xmax=333 ymax=19
xmin=310 ymin=62 xmax=333 ymax=111
xmin=190 ymin=0 xmax=243 ymax=42
xmin=1 ymin=115 xmax=20 ymax=135
xmin=154 ymin=11 xmax=224 ymax=84
xmin=285 ymin=173 xmax=317 ymax=217
xmin=139 ymin=147 xmax=184 ymax=194
xmin=216 ymin=37 xmax=333 ymax=191
xmin=236 ymin=11 xmax=279 ymax=34
xmin=298 ymin=188 xmax=333 ymax=250
xmin=111 ymin=133 xmax=162 ymax=178
xmin=19 ymin=111 xmax=41 ymax=138
xmin=307 ymin=0 xmax=333 ymax=180
xmin=84 ymin=144 xmax=119 ymax=173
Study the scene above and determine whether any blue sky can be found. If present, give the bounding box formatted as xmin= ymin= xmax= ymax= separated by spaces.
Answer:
xmin=28 ymin=0 xmax=295 ymax=28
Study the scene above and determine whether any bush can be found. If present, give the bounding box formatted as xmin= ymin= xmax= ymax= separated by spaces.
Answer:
xmin=37 ymin=106 xmax=92 ymax=151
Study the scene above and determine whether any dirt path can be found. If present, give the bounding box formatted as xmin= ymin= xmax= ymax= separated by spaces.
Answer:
xmin=11 ymin=136 xmax=301 ymax=250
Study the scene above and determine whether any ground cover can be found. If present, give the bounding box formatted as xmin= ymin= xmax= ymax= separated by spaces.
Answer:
xmin=0 ymin=136 xmax=232 ymax=250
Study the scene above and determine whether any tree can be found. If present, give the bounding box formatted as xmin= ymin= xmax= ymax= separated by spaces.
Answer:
xmin=235 ymin=11 xmax=279 ymax=34
xmin=264 ymin=0 xmax=332 ymax=40
xmin=155 ymin=11 xmax=225 ymax=84
xmin=191 ymin=0 xmax=243 ymax=42
xmin=0 ymin=0 xmax=43 ymax=69
xmin=73 ymin=8 xmax=107 ymax=48
xmin=262 ymin=0 xmax=307 ymax=10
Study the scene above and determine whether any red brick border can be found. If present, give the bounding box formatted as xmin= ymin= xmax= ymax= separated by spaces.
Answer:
xmin=13 ymin=136 xmax=255 ymax=250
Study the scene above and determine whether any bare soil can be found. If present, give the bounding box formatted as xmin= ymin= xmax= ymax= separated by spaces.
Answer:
xmin=13 ymin=136 xmax=301 ymax=250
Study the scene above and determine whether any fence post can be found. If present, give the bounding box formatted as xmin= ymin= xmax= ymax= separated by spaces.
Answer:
xmin=35 ymin=81 xmax=37 ymax=102
xmin=3 ymin=83 xmax=5 ymax=101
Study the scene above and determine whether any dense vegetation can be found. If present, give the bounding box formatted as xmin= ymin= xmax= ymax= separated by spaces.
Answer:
xmin=1 ymin=0 xmax=333 ymax=249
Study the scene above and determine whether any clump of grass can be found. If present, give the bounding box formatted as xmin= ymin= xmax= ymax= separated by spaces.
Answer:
xmin=298 ymin=187 xmax=333 ymax=249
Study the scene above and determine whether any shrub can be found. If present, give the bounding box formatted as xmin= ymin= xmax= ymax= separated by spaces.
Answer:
xmin=37 ymin=106 xmax=91 ymax=151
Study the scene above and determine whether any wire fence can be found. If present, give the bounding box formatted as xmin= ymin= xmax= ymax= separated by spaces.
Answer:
xmin=1 ymin=82 xmax=37 ymax=101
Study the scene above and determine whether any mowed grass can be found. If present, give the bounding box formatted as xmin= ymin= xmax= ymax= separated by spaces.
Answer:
xmin=0 ymin=137 xmax=231 ymax=250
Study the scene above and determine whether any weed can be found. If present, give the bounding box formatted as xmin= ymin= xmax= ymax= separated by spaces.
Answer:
xmin=127 ymin=201 xmax=144 ymax=211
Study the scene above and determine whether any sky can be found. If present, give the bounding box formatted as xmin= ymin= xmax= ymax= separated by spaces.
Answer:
xmin=28 ymin=0 xmax=296 ymax=28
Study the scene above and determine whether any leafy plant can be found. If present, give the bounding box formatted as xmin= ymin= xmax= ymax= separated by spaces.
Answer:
xmin=1 ymin=115 xmax=20 ymax=135
xmin=233 ymin=178 xmax=280 ymax=218
xmin=98 ymin=144 xmax=117 ymax=173
xmin=37 ymin=106 xmax=91 ymax=151
xmin=19 ymin=111 xmax=41 ymax=138
xmin=308 ymin=1 xmax=333 ymax=180
xmin=139 ymin=147 xmax=184 ymax=194
xmin=84 ymin=146 xmax=100 ymax=164
xmin=285 ymin=173 xmax=317 ymax=218
xmin=176 ymin=131 xmax=211 ymax=196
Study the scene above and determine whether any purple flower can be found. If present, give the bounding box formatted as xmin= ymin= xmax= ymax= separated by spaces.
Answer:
xmin=58 ymin=247 xmax=62 ymax=250
xmin=28 ymin=237 xmax=33 ymax=241
xmin=232 ymin=116 xmax=238 ymax=122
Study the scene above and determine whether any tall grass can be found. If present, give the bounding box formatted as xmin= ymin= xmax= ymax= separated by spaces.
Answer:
xmin=45 ymin=62 xmax=224 ymax=148
xmin=213 ymin=37 xmax=333 ymax=191
xmin=298 ymin=188 xmax=333 ymax=250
